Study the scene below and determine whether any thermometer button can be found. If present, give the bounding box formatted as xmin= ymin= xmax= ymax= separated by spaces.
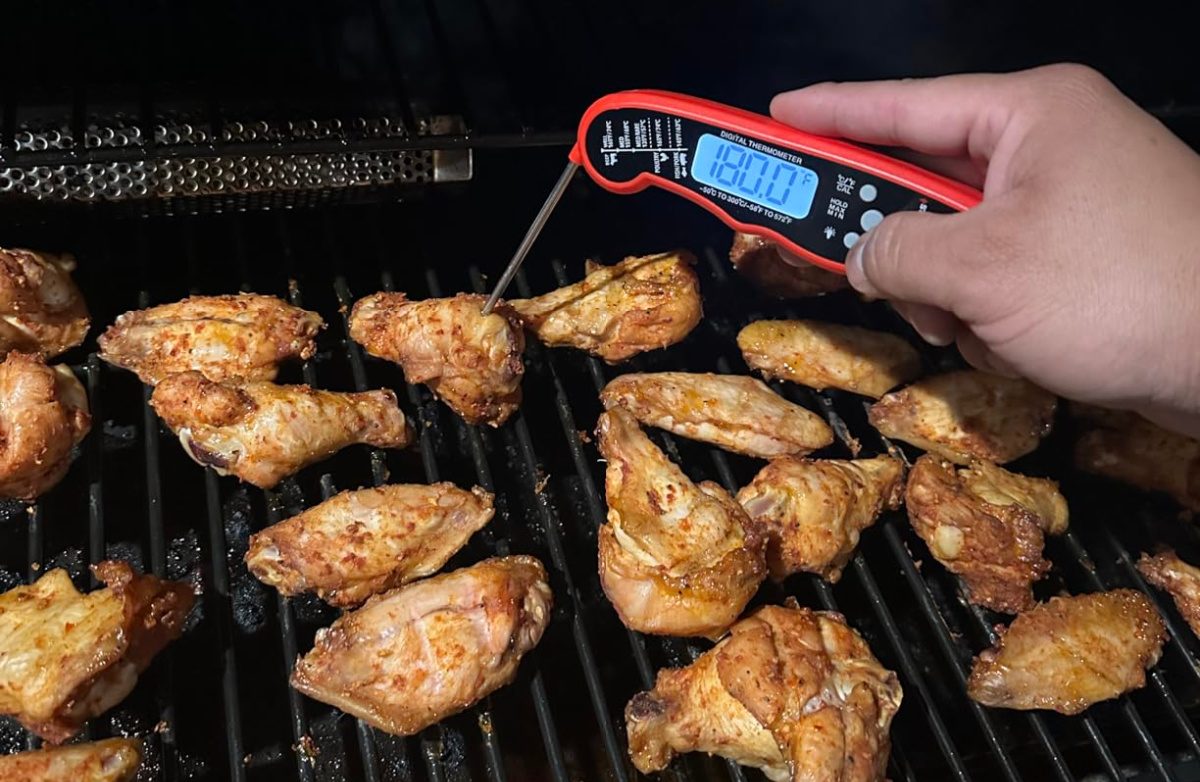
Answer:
xmin=843 ymin=231 xmax=861 ymax=250
xmin=859 ymin=184 xmax=878 ymax=203
xmin=860 ymin=209 xmax=884 ymax=231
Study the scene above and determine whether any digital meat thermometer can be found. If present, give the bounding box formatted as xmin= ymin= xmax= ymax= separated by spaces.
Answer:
xmin=482 ymin=90 xmax=982 ymax=313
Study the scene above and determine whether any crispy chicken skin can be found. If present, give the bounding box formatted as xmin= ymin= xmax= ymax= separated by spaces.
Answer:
xmin=906 ymin=457 xmax=1068 ymax=613
xmin=291 ymin=556 xmax=552 ymax=736
xmin=869 ymin=370 xmax=1057 ymax=464
xmin=0 ymin=738 xmax=142 ymax=782
xmin=739 ymin=319 xmax=921 ymax=400
xmin=509 ymin=251 xmax=702 ymax=363
xmin=600 ymin=372 xmax=833 ymax=459
xmin=967 ymin=590 xmax=1165 ymax=714
xmin=0 ymin=247 xmax=89 ymax=359
xmin=736 ymin=455 xmax=905 ymax=583
xmin=596 ymin=408 xmax=765 ymax=638
xmin=626 ymin=603 xmax=902 ymax=782
xmin=150 ymin=371 xmax=411 ymax=489
xmin=0 ymin=561 xmax=194 ymax=743
xmin=349 ymin=292 xmax=524 ymax=427
xmin=246 ymin=483 xmax=494 ymax=607
xmin=98 ymin=293 xmax=324 ymax=385
xmin=0 ymin=352 xmax=91 ymax=500
xmin=729 ymin=233 xmax=849 ymax=298
xmin=1139 ymin=551 xmax=1200 ymax=637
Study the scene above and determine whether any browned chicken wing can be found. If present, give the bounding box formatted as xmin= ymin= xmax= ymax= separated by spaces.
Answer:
xmin=967 ymin=590 xmax=1165 ymax=714
xmin=1139 ymin=550 xmax=1200 ymax=637
xmin=509 ymin=251 xmax=702 ymax=363
xmin=600 ymin=372 xmax=833 ymax=458
xmin=869 ymin=370 xmax=1057 ymax=463
xmin=98 ymin=293 xmax=323 ymax=385
xmin=246 ymin=482 xmax=494 ymax=607
xmin=729 ymin=233 xmax=848 ymax=298
xmin=0 ymin=561 xmax=194 ymax=743
xmin=736 ymin=455 xmax=905 ymax=582
xmin=906 ymin=456 xmax=1068 ymax=613
xmin=349 ymin=292 xmax=524 ymax=427
xmin=291 ymin=556 xmax=552 ymax=736
xmin=627 ymin=603 xmax=902 ymax=782
xmin=738 ymin=320 xmax=921 ymax=399
xmin=0 ymin=738 xmax=141 ymax=782
xmin=150 ymin=371 xmax=411 ymax=489
xmin=0 ymin=352 xmax=91 ymax=500
xmin=596 ymin=408 xmax=765 ymax=638
xmin=0 ymin=247 xmax=89 ymax=359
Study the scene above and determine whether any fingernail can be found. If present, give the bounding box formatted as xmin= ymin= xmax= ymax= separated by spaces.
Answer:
xmin=913 ymin=323 xmax=955 ymax=347
xmin=844 ymin=234 xmax=880 ymax=298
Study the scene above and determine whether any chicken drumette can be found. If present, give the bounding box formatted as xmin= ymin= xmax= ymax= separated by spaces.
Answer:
xmin=729 ymin=233 xmax=848 ymax=298
xmin=0 ymin=247 xmax=89 ymax=359
xmin=1139 ymin=550 xmax=1200 ymax=637
xmin=0 ymin=738 xmax=141 ymax=782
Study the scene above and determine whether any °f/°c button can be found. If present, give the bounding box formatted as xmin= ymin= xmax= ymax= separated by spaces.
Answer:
xmin=860 ymin=209 xmax=884 ymax=231
xmin=842 ymin=231 xmax=861 ymax=250
xmin=859 ymin=184 xmax=877 ymax=202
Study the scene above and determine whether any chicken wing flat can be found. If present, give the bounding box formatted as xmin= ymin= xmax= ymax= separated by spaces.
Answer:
xmin=869 ymin=370 xmax=1057 ymax=463
xmin=967 ymin=590 xmax=1165 ymax=714
xmin=0 ymin=561 xmax=194 ymax=743
xmin=0 ymin=738 xmax=141 ymax=782
xmin=600 ymin=372 xmax=833 ymax=458
xmin=738 ymin=320 xmax=921 ymax=399
xmin=0 ymin=247 xmax=89 ymax=359
xmin=596 ymin=408 xmax=765 ymax=638
xmin=627 ymin=603 xmax=902 ymax=782
xmin=729 ymin=233 xmax=848 ymax=298
xmin=150 ymin=371 xmax=411 ymax=489
xmin=349 ymin=292 xmax=524 ymax=427
xmin=509 ymin=251 xmax=702 ymax=363
xmin=99 ymin=293 xmax=324 ymax=385
xmin=906 ymin=456 xmax=1068 ymax=613
xmin=1 ymin=352 xmax=91 ymax=500
xmin=291 ymin=555 xmax=552 ymax=736
xmin=246 ymin=482 xmax=494 ymax=607
xmin=736 ymin=455 xmax=905 ymax=583
xmin=1139 ymin=551 xmax=1200 ymax=637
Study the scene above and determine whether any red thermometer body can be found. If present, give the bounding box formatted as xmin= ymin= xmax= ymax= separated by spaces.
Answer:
xmin=568 ymin=90 xmax=982 ymax=274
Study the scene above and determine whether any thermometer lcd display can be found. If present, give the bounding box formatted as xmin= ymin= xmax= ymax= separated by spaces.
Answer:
xmin=691 ymin=133 xmax=818 ymax=219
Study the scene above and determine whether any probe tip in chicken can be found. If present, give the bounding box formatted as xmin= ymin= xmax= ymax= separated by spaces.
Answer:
xmin=1138 ymin=550 xmax=1200 ymax=637
xmin=0 ymin=737 xmax=142 ymax=782
xmin=0 ymin=247 xmax=90 ymax=359
xmin=729 ymin=232 xmax=849 ymax=298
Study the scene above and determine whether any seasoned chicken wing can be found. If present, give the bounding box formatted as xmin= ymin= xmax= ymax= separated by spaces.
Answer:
xmin=509 ymin=251 xmax=702 ymax=363
xmin=600 ymin=372 xmax=833 ymax=458
xmin=596 ymin=408 xmax=765 ymax=638
xmin=968 ymin=590 xmax=1165 ymax=714
xmin=736 ymin=455 xmax=905 ymax=583
xmin=869 ymin=370 xmax=1057 ymax=463
xmin=246 ymin=482 xmax=494 ymax=607
xmin=906 ymin=456 xmax=1067 ymax=613
xmin=0 ymin=561 xmax=194 ymax=743
xmin=349 ymin=292 xmax=524 ymax=427
xmin=0 ymin=247 xmax=89 ymax=359
xmin=1 ymin=352 xmax=91 ymax=500
xmin=291 ymin=555 xmax=552 ymax=736
xmin=0 ymin=738 xmax=141 ymax=782
xmin=627 ymin=603 xmax=902 ymax=782
xmin=150 ymin=371 xmax=411 ymax=489
xmin=729 ymin=233 xmax=848 ymax=298
xmin=738 ymin=320 xmax=920 ymax=399
xmin=99 ymin=293 xmax=323 ymax=385
xmin=1139 ymin=550 xmax=1200 ymax=637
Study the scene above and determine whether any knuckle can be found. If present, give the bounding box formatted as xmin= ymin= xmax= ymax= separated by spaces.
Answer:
xmin=1030 ymin=63 xmax=1115 ymax=109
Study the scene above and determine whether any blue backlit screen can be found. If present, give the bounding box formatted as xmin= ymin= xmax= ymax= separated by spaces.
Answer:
xmin=691 ymin=133 xmax=818 ymax=219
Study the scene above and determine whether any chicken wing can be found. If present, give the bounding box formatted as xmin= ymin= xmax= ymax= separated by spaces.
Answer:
xmin=738 ymin=320 xmax=921 ymax=399
xmin=729 ymin=233 xmax=848 ymax=298
xmin=99 ymin=293 xmax=324 ymax=385
xmin=291 ymin=555 xmax=552 ymax=736
xmin=0 ymin=738 xmax=141 ymax=782
xmin=627 ymin=603 xmax=902 ymax=782
xmin=0 ymin=247 xmax=89 ymax=359
xmin=596 ymin=408 xmax=765 ymax=638
xmin=1138 ymin=550 xmax=1200 ymax=637
xmin=0 ymin=561 xmax=194 ymax=743
xmin=869 ymin=370 xmax=1057 ymax=463
xmin=1 ymin=352 xmax=91 ymax=500
xmin=150 ymin=371 xmax=411 ymax=489
xmin=349 ymin=292 xmax=524 ymax=427
xmin=509 ymin=251 xmax=702 ymax=363
xmin=967 ymin=590 xmax=1165 ymax=714
xmin=736 ymin=455 xmax=905 ymax=583
xmin=906 ymin=456 xmax=1067 ymax=613
xmin=246 ymin=482 xmax=494 ymax=607
xmin=600 ymin=372 xmax=833 ymax=458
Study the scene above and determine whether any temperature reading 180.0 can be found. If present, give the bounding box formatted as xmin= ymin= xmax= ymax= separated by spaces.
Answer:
xmin=691 ymin=133 xmax=819 ymax=219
